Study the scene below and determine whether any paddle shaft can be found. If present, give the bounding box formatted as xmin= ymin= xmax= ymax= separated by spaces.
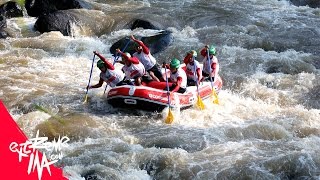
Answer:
xmin=193 ymin=56 xmax=200 ymax=95
xmin=207 ymin=49 xmax=214 ymax=89
xmin=207 ymin=47 xmax=220 ymax=104
xmin=164 ymin=67 xmax=171 ymax=107
xmin=84 ymin=54 xmax=96 ymax=98
xmin=164 ymin=65 xmax=174 ymax=124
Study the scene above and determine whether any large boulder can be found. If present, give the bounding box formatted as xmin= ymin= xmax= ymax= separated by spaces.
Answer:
xmin=0 ymin=1 xmax=23 ymax=18
xmin=34 ymin=9 xmax=114 ymax=36
xmin=34 ymin=10 xmax=77 ymax=36
xmin=25 ymin=0 xmax=90 ymax=17
xmin=110 ymin=19 xmax=173 ymax=55
xmin=109 ymin=30 xmax=174 ymax=56
xmin=130 ymin=19 xmax=160 ymax=30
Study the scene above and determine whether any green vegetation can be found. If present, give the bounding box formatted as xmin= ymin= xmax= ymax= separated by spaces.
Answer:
xmin=15 ymin=0 xmax=25 ymax=7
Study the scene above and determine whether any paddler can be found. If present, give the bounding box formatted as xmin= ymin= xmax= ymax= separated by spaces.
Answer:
xmin=87 ymin=51 xmax=124 ymax=90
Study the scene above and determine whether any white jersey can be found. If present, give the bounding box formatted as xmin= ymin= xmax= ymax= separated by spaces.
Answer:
xmin=202 ymin=56 xmax=219 ymax=77
xmin=122 ymin=62 xmax=145 ymax=80
xmin=133 ymin=51 xmax=156 ymax=70
xmin=185 ymin=60 xmax=202 ymax=81
xmin=170 ymin=67 xmax=187 ymax=89
xmin=100 ymin=69 xmax=124 ymax=87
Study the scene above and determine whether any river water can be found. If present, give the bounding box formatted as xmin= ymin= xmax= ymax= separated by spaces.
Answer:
xmin=1 ymin=0 xmax=320 ymax=179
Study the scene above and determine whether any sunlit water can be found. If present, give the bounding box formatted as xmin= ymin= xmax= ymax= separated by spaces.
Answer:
xmin=0 ymin=0 xmax=319 ymax=179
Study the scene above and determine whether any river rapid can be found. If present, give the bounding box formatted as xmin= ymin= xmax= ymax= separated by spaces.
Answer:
xmin=0 ymin=0 xmax=320 ymax=179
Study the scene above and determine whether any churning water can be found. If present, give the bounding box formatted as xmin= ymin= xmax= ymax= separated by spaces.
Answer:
xmin=0 ymin=0 xmax=319 ymax=179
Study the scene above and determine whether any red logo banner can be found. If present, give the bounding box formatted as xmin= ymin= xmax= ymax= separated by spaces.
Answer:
xmin=0 ymin=101 xmax=67 ymax=180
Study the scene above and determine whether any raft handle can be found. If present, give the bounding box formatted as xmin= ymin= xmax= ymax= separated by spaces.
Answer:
xmin=124 ymin=99 xmax=137 ymax=105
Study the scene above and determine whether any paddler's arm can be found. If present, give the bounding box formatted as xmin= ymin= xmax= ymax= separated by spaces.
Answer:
xmin=88 ymin=78 xmax=104 ymax=89
xmin=131 ymin=35 xmax=150 ymax=54
xmin=171 ymin=77 xmax=182 ymax=92
xmin=149 ymin=71 xmax=160 ymax=82
xmin=116 ymin=49 xmax=139 ymax=64
xmin=93 ymin=51 xmax=115 ymax=70
xmin=127 ymin=56 xmax=140 ymax=64
xmin=196 ymin=67 xmax=201 ymax=83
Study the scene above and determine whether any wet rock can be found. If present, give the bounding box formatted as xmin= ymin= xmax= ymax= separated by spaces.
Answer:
xmin=289 ymin=0 xmax=320 ymax=8
xmin=35 ymin=112 xmax=101 ymax=142
xmin=81 ymin=168 xmax=120 ymax=180
xmin=109 ymin=30 xmax=174 ymax=56
xmin=34 ymin=10 xmax=77 ymax=36
xmin=141 ymin=30 xmax=174 ymax=54
xmin=0 ymin=1 xmax=23 ymax=18
xmin=0 ymin=15 xmax=8 ymax=39
xmin=82 ymin=170 xmax=99 ymax=180
xmin=130 ymin=19 xmax=159 ymax=30
xmin=265 ymin=64 xmax=284 ymax=74
xmin=0 ymin=15 xmax=6 ymax=29
xmin=0 ymin=30 xmax=8 ymax=38
xmin=265 ymin=59 xmax=316 ymax=75
xmin=143 ymin=136 xmax=186 ymax=149
xmin=25 ymin=0 xmax=90 ymax=17
xmin=34 ymin=9 xmax=112 ymax=36
xmin=141 ymin=134 xmax=208 ymax=153
xmin=140 ymin=155 xmax=171 ymax=177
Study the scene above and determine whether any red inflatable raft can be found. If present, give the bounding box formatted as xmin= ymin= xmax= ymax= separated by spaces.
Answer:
xmin=106 ymin=75 xmax=223 ymax=111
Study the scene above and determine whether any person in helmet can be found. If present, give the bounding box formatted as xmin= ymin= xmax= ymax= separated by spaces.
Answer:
xmin=130 ymin=35 xmax=164 ymax=82
xmin=200 ymin=45 xmax=220 ymax=81
xmin=87 ymin=51 xmax=125 ymax=90
xmin=183 ymin=50 xmax=202 ymax=86
xmin=116 ymin=49 xmax=146 ymax=86
xmin=163 ymin=58 xmax=187 ymax=93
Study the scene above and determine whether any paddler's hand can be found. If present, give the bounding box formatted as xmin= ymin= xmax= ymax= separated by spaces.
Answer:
xmin=162 ymin=62 xmax=167 ymax=68
xmin=116 ymin=48 xmax=121 ymax=53
xmin=167 ymin=91 xmax=171 ymax=96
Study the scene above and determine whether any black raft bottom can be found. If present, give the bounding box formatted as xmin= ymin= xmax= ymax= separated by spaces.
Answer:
xmin=107 ymin=97 xmax=168 ymax=112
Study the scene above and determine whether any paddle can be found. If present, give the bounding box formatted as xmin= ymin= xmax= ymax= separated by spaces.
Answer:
xmin=103 ymin=37 xmax=131 ymax=94
xmin=83 ymin=54 xmax=96 ymax=104
xmin=207 ymin=47 xmax=219 ymax=104
xmin=164 ymin=65 xmax=174 ymax=124
xmin=193 ymin=56 xmax=205 ymax=110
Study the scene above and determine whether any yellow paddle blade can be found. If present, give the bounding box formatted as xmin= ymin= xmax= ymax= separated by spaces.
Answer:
xmin=196 ymin=95 xmax=205 ymax=110
xmin=212 ymin=89 xmax=219 ymax=105
xmin=165 ymin=108 xmax=174 ymax=124
xmin=83 ymin=94 xmax=88 ymax=104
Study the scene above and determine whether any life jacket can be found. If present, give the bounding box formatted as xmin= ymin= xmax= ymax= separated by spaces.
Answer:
xmin=185 ymin=60 xmax=202 ymax=81
xmin=122 ymin=62 xmax=145 ymax=80
xmin=170 ymin=67 xmax=187 ymax=88
xmin=100 ymin=69 xmax=124 ymax=87
xmin=202 ymin=55 xmax=219 ymax=77
xmin=133 ymin=51 xmax=157 ymax=70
